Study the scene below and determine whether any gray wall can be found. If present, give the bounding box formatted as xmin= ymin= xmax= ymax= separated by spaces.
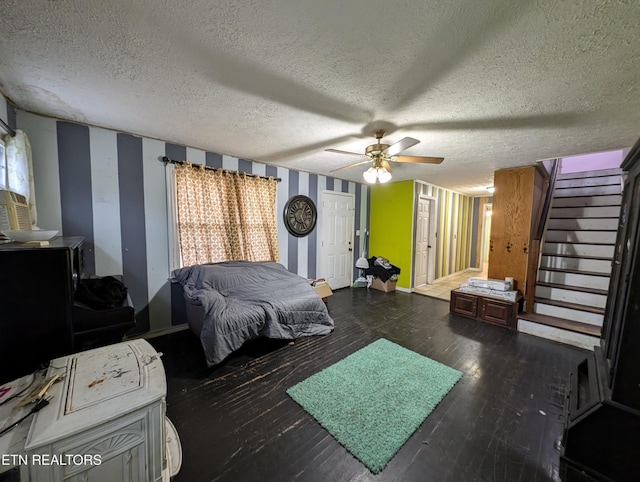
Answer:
xmin=17 ymin=110 xmax=370 ymax=333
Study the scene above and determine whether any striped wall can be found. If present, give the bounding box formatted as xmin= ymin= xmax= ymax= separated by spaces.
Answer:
xmin=417 ymin=182 xmax=474 ymax=279
xmin=17 ymin=110 xmax=369 ymax=333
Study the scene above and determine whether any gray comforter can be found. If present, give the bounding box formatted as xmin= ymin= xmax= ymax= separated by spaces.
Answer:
xmin=172 ymin=261 xmax=334 ymax=366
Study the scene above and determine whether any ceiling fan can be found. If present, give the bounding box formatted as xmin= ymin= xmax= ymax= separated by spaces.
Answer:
xmin=326 ymin=129 xmax=444 ymax=184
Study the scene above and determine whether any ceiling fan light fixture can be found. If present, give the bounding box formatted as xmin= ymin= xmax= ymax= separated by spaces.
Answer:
xmin=363 ymin=167 xmax=378 ymax=183
xmin=363 ymin=166 xmax=392 ymax=184
xmin=377 ymin=167 xmax=392 ymax=183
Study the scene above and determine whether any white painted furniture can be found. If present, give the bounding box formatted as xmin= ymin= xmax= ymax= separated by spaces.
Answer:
xmin=0 ymin=372 xmax=38 ymax=476
xmin=23 ymin=339 xmax=167 ymax=481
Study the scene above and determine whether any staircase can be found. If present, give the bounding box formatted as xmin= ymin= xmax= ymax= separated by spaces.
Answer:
xmin=518 ymin=168 xmax=623 ymax=350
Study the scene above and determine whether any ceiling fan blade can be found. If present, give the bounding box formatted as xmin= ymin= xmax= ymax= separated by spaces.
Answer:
xmin=330 ymin=159 xmax=371 ymax=172
xmin=325 ymin=148 xmax=366 ymax=157
xmin=382 ymin=160 xmax=392 ymax=172
xmin=384 ymin=137 xmax=420 ymax=157
xmin=395 ymin=155 xmax=444 ymax=164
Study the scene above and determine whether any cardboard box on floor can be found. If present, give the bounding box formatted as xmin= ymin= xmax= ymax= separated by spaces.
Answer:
xmin=313 ymin=282 xmax=333 ymax=300
xmin=371 ymin=277 xmax=396 ymax=292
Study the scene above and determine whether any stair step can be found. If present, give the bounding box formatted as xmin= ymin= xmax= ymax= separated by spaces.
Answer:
xmin=518 ymin=312 xmax=601 ymax=337
xmin=539 ymin=254 xmax=612 ymax=273
xmin=534 ymin=300 xmax=604 ymax=325
xmin=535 ymin=285 xmax=607 ymax=309
xmin=552 ymin=194 xmax=621 ymax=208
xmin=545 ymin=230 xmax=616 ymax=244
xmin=549 ymin=206 xmax=621 ymax=218
xmin=535 ymin=297 xmax=604 ymax=315
xmin=541 ymin=253 xmax=611 ymax=261
xmin=542 ymin=242 xmax=615 ymax=258
xmin=557 ymin=168 xmax=623 ymax=180
xmin=547 ymin=228 xmax=617 ymax=231
xmin=537 ymin=268 xmax=611 ymax=291
xmin=546 ymin=217 xmax=619 ymax=230
xmin=555 ymin=175 xmax=622 ymax=189
xmin=543 ymin=240 xmax=614 ymax=246
xmin=554 ymin=185 xmax=621 ymax=197
xmin=538 ymin=266 xmax=610 ymax=277
xmin=536 ymin=281 xmax=608 ymax=296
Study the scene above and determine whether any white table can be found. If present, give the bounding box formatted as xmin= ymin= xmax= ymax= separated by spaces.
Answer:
xmin=0 ymin=339 xmax=179 ymax=481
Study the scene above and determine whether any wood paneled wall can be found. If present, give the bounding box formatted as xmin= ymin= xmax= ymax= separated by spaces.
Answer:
xmin=488 ymin=166 xmax=545 ymax=309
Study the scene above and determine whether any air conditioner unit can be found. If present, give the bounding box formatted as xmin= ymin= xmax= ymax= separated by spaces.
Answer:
xmin=0 ymin=189 xmax=32 ymax=231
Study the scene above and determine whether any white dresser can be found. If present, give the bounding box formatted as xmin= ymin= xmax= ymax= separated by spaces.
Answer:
xmin=22 ymin=339 xmax=168 ymax=482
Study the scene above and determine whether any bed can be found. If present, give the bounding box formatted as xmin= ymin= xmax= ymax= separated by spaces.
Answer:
xmin=172 ymin=261 xmax=334 ymax=366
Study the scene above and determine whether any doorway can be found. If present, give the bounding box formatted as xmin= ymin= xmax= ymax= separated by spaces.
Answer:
xmin=413 ymin=196 xmax=436 ymax=288
xmin=320 ymin=191 xmax=355 ymax=289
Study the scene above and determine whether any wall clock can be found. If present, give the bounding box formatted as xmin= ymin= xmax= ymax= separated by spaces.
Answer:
xmin=283 ymin=195 xmax=317 ymax=237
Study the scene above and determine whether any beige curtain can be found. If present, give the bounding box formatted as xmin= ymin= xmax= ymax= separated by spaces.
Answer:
xmin=175 ymin=163 xmax=279 ymax=267
xmin=4 ymin=130 xmax=37 ymax=226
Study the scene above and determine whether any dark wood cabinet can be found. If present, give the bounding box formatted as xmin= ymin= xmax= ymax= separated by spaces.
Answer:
xmin=0 ymin=237 xmax=84 ymax=384
xmin=479 ymin=296 xmax=517 ymax=327
xmin=560 ymin=138 xmax=640 ymax=481
xmin=449 ymin=290 xmax=478 ymax=318
xmin=450 ymin=289 xmax=522 ymax=329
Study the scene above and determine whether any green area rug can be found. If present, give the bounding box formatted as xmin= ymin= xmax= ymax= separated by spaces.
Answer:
xmin=286 ymin=338 xmax=462 ymax=473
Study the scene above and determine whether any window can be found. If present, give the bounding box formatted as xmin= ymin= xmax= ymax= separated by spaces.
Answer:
xmin=172 ymin=162 xmax=279 ymax=267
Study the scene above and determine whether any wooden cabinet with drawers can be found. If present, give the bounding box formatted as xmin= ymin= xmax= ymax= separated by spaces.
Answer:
xmin=450 ymin=289 xmax=523 ymax=329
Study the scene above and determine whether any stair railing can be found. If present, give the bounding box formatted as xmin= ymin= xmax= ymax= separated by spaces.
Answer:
xmin=524 ymin=158 xmax=560 ymax=312
xmin=535 ymin=158 xmax=560 ymax=241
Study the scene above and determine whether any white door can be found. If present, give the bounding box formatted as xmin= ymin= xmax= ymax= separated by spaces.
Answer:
xmin=414 ymin=197 xmax=431 ymax=287
xmin=320 ymin=191 xmax=355 ymax=289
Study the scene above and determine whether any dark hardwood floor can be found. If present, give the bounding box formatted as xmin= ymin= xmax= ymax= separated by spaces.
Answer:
xmin=149 ymin=287 xmax=589 ymax=482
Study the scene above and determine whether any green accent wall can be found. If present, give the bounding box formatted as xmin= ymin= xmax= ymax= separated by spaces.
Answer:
xmin=369 ymin=180 xmax=414 ymax=289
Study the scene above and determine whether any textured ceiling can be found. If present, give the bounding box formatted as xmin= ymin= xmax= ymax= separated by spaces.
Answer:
xmin=0 ymin=0 xmax=638 ymax=195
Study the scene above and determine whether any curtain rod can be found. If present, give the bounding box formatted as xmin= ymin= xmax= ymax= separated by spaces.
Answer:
xmin=161 ymin=156 xmax=281 ymax=182
xmin=0 ymin=118 xmax=16 ymax=137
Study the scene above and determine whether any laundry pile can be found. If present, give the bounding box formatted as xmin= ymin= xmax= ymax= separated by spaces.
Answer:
xmin=364 ymin=256 xmax=401 ymax=282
